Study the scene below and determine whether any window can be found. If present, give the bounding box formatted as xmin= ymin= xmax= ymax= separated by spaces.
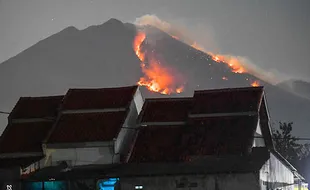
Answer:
xmin=23 ymin=181 xmax=66 ymax=190
xmin=97 ymin=178 xmax=119 ymax=190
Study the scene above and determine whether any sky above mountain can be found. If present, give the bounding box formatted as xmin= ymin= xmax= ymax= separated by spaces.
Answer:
xmin=0 ymin=0 xmax=310 ymax=82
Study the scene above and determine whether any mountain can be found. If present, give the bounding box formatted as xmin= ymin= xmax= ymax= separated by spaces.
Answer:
xmin=0 ymin=18 xmax=310 ymax=137
xmin=277 ymin=79 xmax=310 ymax=100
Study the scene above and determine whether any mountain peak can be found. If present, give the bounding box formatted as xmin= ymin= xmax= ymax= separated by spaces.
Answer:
xmin=104 ymin=18 xmax=124 ymax=26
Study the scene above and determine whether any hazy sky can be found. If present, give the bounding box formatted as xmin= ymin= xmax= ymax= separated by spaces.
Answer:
xmin=0 ymin=0 xmax=309 ymax=81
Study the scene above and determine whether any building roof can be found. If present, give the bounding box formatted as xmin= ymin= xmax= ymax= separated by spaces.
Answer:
xmin=129 ymin=86 xmax=270 ymax=163
xmin=190 ymin=87 xmax=263 ymax=115
xmin=129 ymin=115 xmax=258 ymax=163
xmin=9 ymin=96 xmax=64 ymax=120
xmin=139 ymin=98 xmax=192 ymax=123
xmin=61 ymin=85 xmax=138 ymax=110
xmin=0 ymin=121 xmax=54 ymax=153
xmin=46 ymin=111 xmax=128 ymax=144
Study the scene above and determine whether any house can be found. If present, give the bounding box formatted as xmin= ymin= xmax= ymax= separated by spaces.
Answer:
xmin=1 ymin=86 xmax=307 ymax=190
xmin=116 ymin=87 xmax=298 ymax=190
xmin=0 ymin=85 xmax=144 ymax=189
xmin=0 ymin=95 xmax=64 ymax=188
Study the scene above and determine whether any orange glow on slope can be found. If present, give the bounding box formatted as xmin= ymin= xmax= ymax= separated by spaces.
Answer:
xmin=133 ymin=32 xmax=184 ymax=94
xmin=133 ymin=32 xmax=146 ymax=62
xmin=191 ymin=42 xmax=205 ymax=52
xmin=251 ymin=81 xmax=260 ymax=87
xmin=211 ymin=55 xmax=245 ymax=74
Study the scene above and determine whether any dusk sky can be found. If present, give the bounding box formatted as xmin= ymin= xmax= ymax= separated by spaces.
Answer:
xmin=0 ymin=0 xmax=309 ymax=81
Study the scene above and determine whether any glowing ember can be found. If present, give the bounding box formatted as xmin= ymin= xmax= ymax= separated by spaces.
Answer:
xmin=222 ymin=76 xmax=228 ymax=80
xmin=133 ymin=32 xmax=184 ymax=94
xmin=251 ymin=81 xmax=260 ymax=87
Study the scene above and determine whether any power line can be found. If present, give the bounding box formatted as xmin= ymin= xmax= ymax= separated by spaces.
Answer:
xmin=0 ymin=111 xmax=10 ymax=114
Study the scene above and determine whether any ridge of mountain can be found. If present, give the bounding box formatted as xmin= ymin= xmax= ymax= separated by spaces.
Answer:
xmin=0 ymin=18 xmax=309 ymax=137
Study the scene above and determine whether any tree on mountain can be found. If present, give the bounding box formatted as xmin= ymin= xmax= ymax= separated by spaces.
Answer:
xmin=272 ymin=122 xmax=309 ymax=162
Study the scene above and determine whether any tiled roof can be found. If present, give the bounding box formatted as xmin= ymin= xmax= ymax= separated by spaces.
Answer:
xmin=9 ymin=96 xmax=64 ymax=119
xmin=129 ymin=116 xmax=258 ymax=163
xmin=61 ymin=86 xmax=138 ymax=110
xmin=139 ymin=98 xmax=192 ymax=123
xmin=191 ymin=87 xmax=263 ymax=115
xmin=47 ymin=111 xmax=128 ymax=143
xmin=0 ymin=122 xmax=54 ymax=153
xmin=129 ymin=125 xmax=183 ymax=162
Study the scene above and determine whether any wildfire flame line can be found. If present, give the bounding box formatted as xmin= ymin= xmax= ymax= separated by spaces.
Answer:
xmin=133 ymin=31 xmax=260 ymax=95
xmin=191 ymin=44 xmax=260 ymax=87
xmin=133 ymin=32 xmax=185 ymax=94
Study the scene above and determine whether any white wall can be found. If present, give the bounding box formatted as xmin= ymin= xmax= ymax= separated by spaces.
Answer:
xmin=260 ymin=153 xmax=294 ymax=190
xmin=120 ymin=173 xmax=260 ymax=190
xmin=46 ymin=146 xmax=117 ymax=167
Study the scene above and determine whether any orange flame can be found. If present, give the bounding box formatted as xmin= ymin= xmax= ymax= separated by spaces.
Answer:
xmin=251 ymin=81 xmax=260 ymax=87
xmin=211 ymin=55 xmax=245 ymax=74
xmin=133 ymin=32 xmax=184 ymax=94
xmin=133 ymin=32 xmax=146 ymax=62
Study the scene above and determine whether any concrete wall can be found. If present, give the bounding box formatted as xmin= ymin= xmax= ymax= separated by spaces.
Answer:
xmin=120 ymin=173 xmax=260 ymax=190
xmin=47 ymin=146 xmax=116 ymax=166
xmin=260 ymin=153 xmax=295 ymax=190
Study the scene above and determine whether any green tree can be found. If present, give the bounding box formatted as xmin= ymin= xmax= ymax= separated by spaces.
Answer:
xmin=272 ymin=122 xmax=307 ymax=162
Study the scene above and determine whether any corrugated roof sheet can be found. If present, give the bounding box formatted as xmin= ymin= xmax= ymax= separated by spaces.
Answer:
xmin=129 ymin=116 xmax=258 ymax=163
xmin=9 ymin=96 xmax=64 ymax=119
xmin=139 ymin=98 xmax=192 ymax=123
xmin=47 ymin=111 xmax=128 ymax=143
xmin=0 ymin=122 xmax=54 ymax=153
xmin=61 ymin=86 xmax=138 ymax=110
xmin=191 ymin=87 xmax=263 ymax=115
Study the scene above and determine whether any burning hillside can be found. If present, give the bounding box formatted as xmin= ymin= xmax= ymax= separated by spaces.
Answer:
xmin=133 ymin=31 xmax=185 ymax=94
xmin=133 ymin=16 xmax=261 ymax=94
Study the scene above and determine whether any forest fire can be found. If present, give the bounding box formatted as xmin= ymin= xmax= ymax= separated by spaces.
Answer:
xmin=211 ymin=55 xmax=245 ymax=74
xmin=133 ymin=29 xmax=261 ymax=94
xmin=133 ymin=31 xmax=184 ymax=94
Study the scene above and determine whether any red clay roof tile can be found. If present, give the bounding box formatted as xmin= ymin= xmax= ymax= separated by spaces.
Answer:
xmin=0 ymin=121 xmax=54 ymax=153
xmin=61 ymin=86 xmax=138 ymax=110
xmin=9 ymin=96 xmax=64 ymax=119
xmin=191 ymin=87 xmax=263 ymax=115
xmin=140 ymin=98 xmax=192 ymax=123
xmin=47 ymin=111 xmax=128 ymax=144
xmin=129 ymin=116 xmax=258 ymax=163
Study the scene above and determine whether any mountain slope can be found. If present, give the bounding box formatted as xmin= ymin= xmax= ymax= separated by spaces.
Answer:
xmin=0 ymin=18 xmax=309 ymax=137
